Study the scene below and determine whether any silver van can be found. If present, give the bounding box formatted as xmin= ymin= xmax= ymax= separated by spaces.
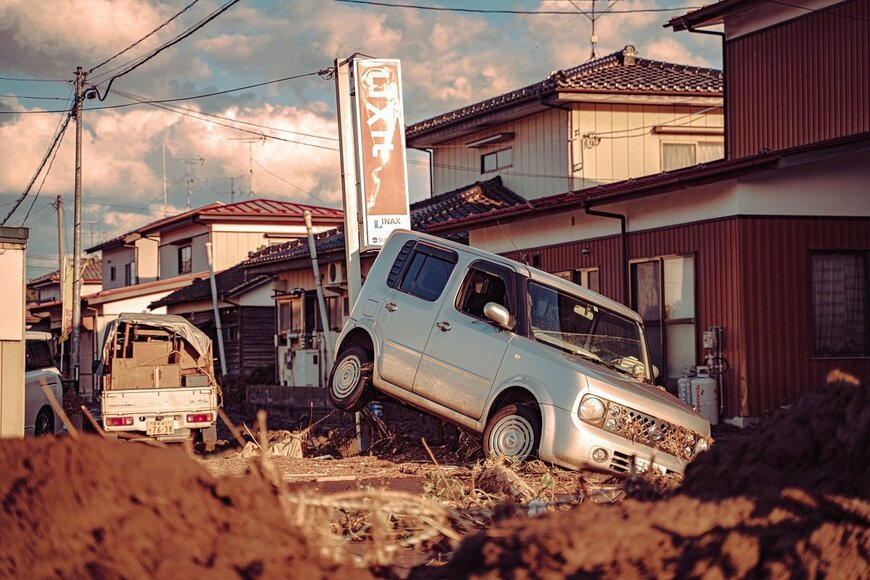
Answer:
xmin=329 ymin=230 xmax=710 ymax=475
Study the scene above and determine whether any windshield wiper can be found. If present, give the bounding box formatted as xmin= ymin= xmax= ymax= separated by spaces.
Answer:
xmin=573 ymin=351 xmax=636 ymax=378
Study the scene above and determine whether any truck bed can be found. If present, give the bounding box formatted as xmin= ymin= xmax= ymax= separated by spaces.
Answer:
xmin=102 ymin=387 xmax=216 ymax=415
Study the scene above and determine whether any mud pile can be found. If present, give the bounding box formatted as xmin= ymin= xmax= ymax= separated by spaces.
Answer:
xmin=414 ymin=383 xmax=870 ymax=579
xmin=0 ymin=436 xmax=365 ymax=579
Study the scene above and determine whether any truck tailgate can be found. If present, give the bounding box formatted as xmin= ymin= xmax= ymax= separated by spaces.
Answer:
xmin=103 ymin=387 xmax=216 ymax=415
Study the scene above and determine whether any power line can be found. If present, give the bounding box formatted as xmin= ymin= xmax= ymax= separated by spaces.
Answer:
xmin=2 ymin=112 xmax=73 ymax=225
xmin=0 ymin=70 xmax=323 ymax=115
xmin=89 ymin=0 xmax=241 ymax=98
xmin=332 ymin=0 xmax=702 ymax=15
xmin=111 ymin=87 xmax=338 ymax=141
xmin=89 ymin=0 xmax=202 ymax=73
xmin=0 ymin=76 xmax=69 ymax=83
xmin=0 ymin=94 xmax=71 ymax=101
xmin=252 ymin=158 xmax=324 ymax=203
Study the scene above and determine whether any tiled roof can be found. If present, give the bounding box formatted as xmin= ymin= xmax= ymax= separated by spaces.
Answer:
xmin=150 ymin=266 xmax=271 ymax=308
xmin=242 ymin=176 xmax=527 ymax=267
xmin=28 ymin=257 xmax=102 ymax=286
xmin=406 ymin=45 xmax=723 ymax=139
xmin=87 ymin=198 xmax=343 ymax=252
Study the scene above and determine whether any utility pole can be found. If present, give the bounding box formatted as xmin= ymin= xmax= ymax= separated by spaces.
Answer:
xmin=70 ymin=65 xmax=85 ymax=390
xmin=56 ymin=194 xmax=65 ymax=376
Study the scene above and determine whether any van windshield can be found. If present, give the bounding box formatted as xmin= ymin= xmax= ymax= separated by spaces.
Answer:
xmin=528 ymin=281 xmax=648 ymax=380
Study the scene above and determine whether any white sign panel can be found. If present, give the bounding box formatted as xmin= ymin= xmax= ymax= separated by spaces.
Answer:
xmin=0 ymin=249 xmax=24 ymax=340
xmin=352 ymin=59 xmax=411 ymax=249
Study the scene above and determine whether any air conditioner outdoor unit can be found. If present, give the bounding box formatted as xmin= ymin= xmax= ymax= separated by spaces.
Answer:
xmin=327 ymin=262 xmax=344 ymax=285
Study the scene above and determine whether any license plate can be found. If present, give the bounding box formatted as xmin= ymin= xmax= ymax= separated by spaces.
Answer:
xmin=146 ymin=420 xmax=174 ymax=436
xmin=633 ymin=456 xmax=667 ymax=475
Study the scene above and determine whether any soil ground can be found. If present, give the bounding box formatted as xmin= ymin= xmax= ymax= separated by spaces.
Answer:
xmin=1 ymin=380 xmax=867 ymax=579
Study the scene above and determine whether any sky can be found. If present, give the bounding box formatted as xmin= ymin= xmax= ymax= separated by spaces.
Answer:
xmin=0 ymin=0 xmax=722 ymax=279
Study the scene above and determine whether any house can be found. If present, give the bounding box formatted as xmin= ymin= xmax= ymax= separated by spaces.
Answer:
xmin=148 ymin=267 xmax=275 ymax=376
xmin=27 ymin=257 xmax=102 ymax=335
xmin=71 ymin=198 xmax=344 ymax=399
xmin=411 ymin=1 xmax=869 ymax=424
xmin=406 ymin=45 xmax=724 ymax=201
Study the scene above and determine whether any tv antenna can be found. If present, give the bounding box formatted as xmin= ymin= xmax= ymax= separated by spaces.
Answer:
xmin=173 ymin=156 xmax=205 ymax=209
xmin=228 ymin=136 xmax=266 ymax=198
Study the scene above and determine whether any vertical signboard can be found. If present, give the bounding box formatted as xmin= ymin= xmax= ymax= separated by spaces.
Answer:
xmin=60 ymin=256 xmax=73 ymax=342
xmin=352 ymin=59 xmax=411 ymax=250
xmin=0 ymin=248 xmax=24 ymax=340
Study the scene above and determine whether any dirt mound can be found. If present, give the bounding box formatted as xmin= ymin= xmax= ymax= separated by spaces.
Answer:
xmin=414 ymin=384 xmax=870 ymax=578
xmin=0 ymin=436 xmax=366 ymax=579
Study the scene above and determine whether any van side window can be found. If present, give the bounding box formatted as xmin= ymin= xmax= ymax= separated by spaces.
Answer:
xmin=458 ymin=268 xmax=509 ymax=319
xmin=26 ymin=340 xmax=55 ymax=372
xmin=396 ymin=244 xmax=457 ymax=301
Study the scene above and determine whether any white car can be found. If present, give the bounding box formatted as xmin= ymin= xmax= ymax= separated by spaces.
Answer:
xmin=25 ymin=331 xmax=64 ymax=436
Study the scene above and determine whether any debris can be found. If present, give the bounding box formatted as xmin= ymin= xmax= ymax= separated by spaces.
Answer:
xmin=473 ymin=457 xmax=535 ymax=504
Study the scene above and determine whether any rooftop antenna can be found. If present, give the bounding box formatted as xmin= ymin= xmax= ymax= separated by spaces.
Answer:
xmin=228 ymin=136 xmax=266 ymax=199
xmin=568 ymin=0 xmax=622 ymax=61
xmin=173 ymin=156 xmax=205 ymax=209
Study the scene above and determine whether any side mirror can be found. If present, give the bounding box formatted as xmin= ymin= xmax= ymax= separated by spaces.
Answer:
xmin=652 ymin=365 xmax=660 ymax=380
xmin=483 ymin=302 xmax=513 ymax=330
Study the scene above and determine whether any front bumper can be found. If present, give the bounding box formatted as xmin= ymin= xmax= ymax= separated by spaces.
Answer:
xmin=539 ymin=404 xmax=688 ymax=475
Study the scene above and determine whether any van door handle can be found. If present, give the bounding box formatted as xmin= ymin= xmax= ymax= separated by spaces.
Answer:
xmin=385 ymin=302 xmax=397 ymax=312
xmin=436 ymin=321 xmax=451 ymax=332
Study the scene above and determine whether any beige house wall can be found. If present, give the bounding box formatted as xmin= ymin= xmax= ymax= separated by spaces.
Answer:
xmin=101 ymin=246 xmax=136 ymax=290
xmin=0 ymin=236 xmax=27 ymax=437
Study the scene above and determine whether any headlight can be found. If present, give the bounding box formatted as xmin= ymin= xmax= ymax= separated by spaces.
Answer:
xmin=579 ymin=395 xmax=606 ymax=422
xmin=694 ymin=437 xmax=710 ymax=454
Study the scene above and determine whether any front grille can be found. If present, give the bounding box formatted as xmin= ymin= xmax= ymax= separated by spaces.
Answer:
xmin=602 ymin=402 xmax=701 ymax=461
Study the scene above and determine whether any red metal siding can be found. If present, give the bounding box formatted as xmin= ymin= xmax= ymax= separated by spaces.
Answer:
xmin=739 ymin=217 xmax=870 ymax=415
xmin=499 ymin=216 xmax=870 ymax=417
xmin=726 ymin=0 xmax=870 ymax=158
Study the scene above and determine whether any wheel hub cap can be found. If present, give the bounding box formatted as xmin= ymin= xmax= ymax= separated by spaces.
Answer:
xmin=332 ymin=356 xmax=360 ymax=399
xmin=489 ymin=415 xmax=534 ymax=458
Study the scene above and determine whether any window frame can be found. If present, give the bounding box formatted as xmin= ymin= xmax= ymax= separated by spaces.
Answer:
xmin=178 ymin=244 xmax=192 ymax=275
xmin=810 ymin=250 xmax=870 ymax=359
xmin=481 ymin=147 xmax=513 ymax=174
xmin=661 ymin=142 xmax=697 ymax=172
xmin=393 ymin=242 xmax=458 ymax=302
xmin=455 ymin=260 xmax=514 ymax=320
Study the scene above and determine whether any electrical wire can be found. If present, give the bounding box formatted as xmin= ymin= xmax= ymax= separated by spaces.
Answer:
xmin=2 ymin=111 xmax=73 ymax=225
xmin=0 ymin=76 xmax=69 ymax=83
xmin=22 ymin=121 xmax=69 ymax=225
xmin=89 ymin=0 xmax=241 ymax=98
xmin=332 ymin=0 xmax=702 ymax=15
xmin=0 ymin=70 xmax=324 ymax=115
xmin=252 ymin=158 xmax=324 ymax=203
xmin=89 ymin=0 xmax=202 ymax=74
xmin=111 ymin=88 xmax=338 ymax=141
xmin=0 ymin=94 xmax=71 ymax=101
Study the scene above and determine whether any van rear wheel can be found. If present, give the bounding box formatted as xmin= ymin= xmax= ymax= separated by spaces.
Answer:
xmin=34 ymin=407 xmax=54 ymax=436
xmin=328 ymin=346 xmax=373 ymax=413
xmin=483 ymin=404 xmax=540 ymax=461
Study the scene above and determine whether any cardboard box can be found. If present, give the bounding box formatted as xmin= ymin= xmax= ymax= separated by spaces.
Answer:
xmin=132 ymin=341 xmax=173 ymax=366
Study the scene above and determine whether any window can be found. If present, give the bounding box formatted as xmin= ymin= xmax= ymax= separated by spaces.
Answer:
xmin=553 ymin=268 xmax=600 ymax=294
xmin=222 ymin=326 xmax=239 ymax=342
xmin=178 ymin=245 xmax=192 ymax=274
xmin=457 ymin=265 xmax=510 ymax=319
xmin=396 ymin=244 xmax=457 ymax=301
xmin=812 ymin=252 xmax=869 ymax=357
xmin=26 ymin=339 xmax=55 ymax=372
xmin=631 ymin=256 xmax=696 ymax=389
xmin=124 ymin=263 xmax=132 ymax=285
xmin=482 ymin=148 xmax=512 ymax=173
xmin=109 ymin=266 xmax=116 ymax=282
xmin=698 ymin=142 xmax=724 ymax=163
xmin=662 ymin=143 xmax=696 ymax=171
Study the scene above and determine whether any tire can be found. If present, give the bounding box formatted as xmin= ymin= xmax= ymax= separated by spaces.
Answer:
xmin=328 ymin=346 xmax=373 ymax=413
xmin=482 ymin=403 xmax=541 ymax=461
xmin=34 ymin=407 xmax=54 ymax=436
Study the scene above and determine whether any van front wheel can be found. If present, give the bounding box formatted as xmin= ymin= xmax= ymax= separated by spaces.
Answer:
xmin=328 ymin=347 xmax=373 ymax=413
xmin=482 ymin=404 xmax=540 ymax=461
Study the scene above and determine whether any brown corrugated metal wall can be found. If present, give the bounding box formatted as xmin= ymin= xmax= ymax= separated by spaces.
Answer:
xmin=727 ymin=0 xmax=870 ymax=158
xmin=501 ymin=216 xmax=870 ymax=417
xmin=739 ymin=217 xmax=870 ymax=415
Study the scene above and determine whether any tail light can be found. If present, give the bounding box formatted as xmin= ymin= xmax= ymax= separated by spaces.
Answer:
xmin=106 ymin=417 xmax=134 ymax=426
xmin=186 ymin=413 xmax=213 ymax=423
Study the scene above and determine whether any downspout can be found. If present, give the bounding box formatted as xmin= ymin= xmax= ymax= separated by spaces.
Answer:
xmin=684 ymin=22 xmax=728 ymax=157
xmin=427 ymin=148 xmax=435 ymax=198
xmin=205 ymin=241 xmax=228 ymax=377
xmin=582 ymin=203 xmax=628 ymax=306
